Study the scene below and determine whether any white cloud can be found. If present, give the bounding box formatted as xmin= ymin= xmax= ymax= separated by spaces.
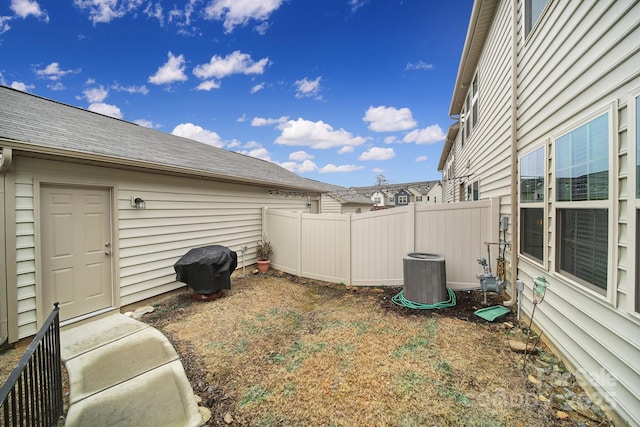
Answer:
xmin=0 ymin=16 xmax=11 ymax=34
xmin=236 ymin=113 xmax=247 ymax=123
xmin=294 ymin=76 xmax=321 ymax=99
xmin=195 ymin=80 xmax=221 ymax=91
xmin=349 ymin=0 xmax=369 ymax=13
xmin=10 ymin=81 xmax=33 ymax=92
xmin=88 ymin=102 xmax=123 ymax=119
xmin=172 ymin=123 xmax=224 ymax=147
xmin=239 ymin=147 xmax=271 ymax=161
xmin=405 ymin=61 xmax=434 ymax=71
xmin=384 ymin=136 xmax=397 ymax=144
xmin=35 ymin=62 xmax=78 ymax=81
xmin=363 ymin=105 xmax=416 ymax=132
xmin=74 ymin=0 xmax=141 ymax=24
xmin=275 ymin=118 xmax=367 ymax=150
xmin=134 ymin=119 xmax=154 ymax=128
xmin=11 ymin=0 xmax=49 ymax=21
xmin=372 ymin=168 xmax=384 ymax=173
xmin=403 ymin=124 xmax=445 ymax=144
xmin=83 ymin=86 xmax=108 ymax=103
xmin=251 ymin=115 xmax=289 ymax=127
xmin=204 ymin=0 xmax=284 ymax=33
xmin=244 ymin=140 xmax=261 ymax=149
xmin=148 ymin=52 xmax=188 ymax=85
xmin=168 ymin=1 xmax=196 ymax=27
xmin=112 ymin=83 xmax=149 ymax=95
xmin=416 ymin=155 xmax=428 ymax=162
xmin=277 ymin=159 xmax=318 ymax=174
xmin=358 ymin=147 xmax=395 ymax=161
xmin=143 ymin=2 xmax=163 ymax=25
xmin=193 ymin=51 xmax=270 ymax=80
xmin=250 ymin=82 xmax=265 ymax=93
xmin=226 ymin=139 xmax=242 ymax=148
xmin=289 ymin=151 xmax=313 ymax=162
xmin=47 ymin=82 xmax=65 ymax=91
xmin=337 ymin=146 xmax=354 ymax=154
xmin=319 ymin=164 xmax=364 ymax=173
xmin=254 ymin=21 xmax=269 ymax=35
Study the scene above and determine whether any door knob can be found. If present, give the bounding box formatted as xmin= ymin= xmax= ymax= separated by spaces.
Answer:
xmin=105 ymin=251 xmax=111 ymax=255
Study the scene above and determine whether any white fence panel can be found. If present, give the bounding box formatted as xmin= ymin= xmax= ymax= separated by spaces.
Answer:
xmin=264 ymin=197 xmax=499 ymax=289
xmin=415 ymin=198 xmax=500 ymax=290
xmin=350 ymin=207 xmax=410 ymax=286
xmin=300 ymin=214 xmax=350 ymax=283
xmin=265 ymin=209 xmax=301 ymax=276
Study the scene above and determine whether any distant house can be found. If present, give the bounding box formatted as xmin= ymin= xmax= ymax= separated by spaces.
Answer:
xmin=438 ymin=1 xmax=639 ymax=424
xmin=350 ymin=180 xmax=441 ymax=208
xmin=320 ymin=192 xmax=374 ymax=214
xmin=393 ymin=189 xmax=410 ymax=206
xmin=0 ymin=86 xmax=335 ymax=343
xmin=423 ymin=182 xmax=442 ymax=204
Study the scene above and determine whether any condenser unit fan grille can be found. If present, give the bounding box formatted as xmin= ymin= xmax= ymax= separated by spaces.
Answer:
xmin=403 ymin=253 xmax=447 ymax=304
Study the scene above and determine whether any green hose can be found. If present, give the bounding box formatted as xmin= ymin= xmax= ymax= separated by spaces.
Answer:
xmin=391 ymin=288 xmax=456 ymax=309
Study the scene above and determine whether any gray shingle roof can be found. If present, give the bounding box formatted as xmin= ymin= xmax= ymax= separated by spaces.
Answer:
xmin=348 ymin=180 xmax=440 ymax=196
xmin=0 ymin=86 xmax=340 ymax=193
xmin=327 ymin=192 xmax=374 ymax=205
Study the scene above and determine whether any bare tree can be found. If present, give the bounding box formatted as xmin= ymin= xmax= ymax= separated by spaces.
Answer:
xmin=375 ymin=174 xmax=388 ymax=186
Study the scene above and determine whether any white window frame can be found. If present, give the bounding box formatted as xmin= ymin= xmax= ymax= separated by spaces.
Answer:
xmin=525 ymin=0 xmax=549 ymax=39
xmin=398 ymin=195 xmax=408 ymax=204
xmin=416 ymin=196 xmax=423 ymax=202
xmin=629 ymin=86 xmax=640 ymax=317
xmin=519 ymin=145 xmax=546 ymax=266
xmin=460 ymin=73 xmax=479 ymax=147
xmin=550 ymin=102 xmax=617 ymax=303
xmin=471 ymin=74 xmax=478 ymax=128
xmin=466 ymin=180 xmax=479 ymax=201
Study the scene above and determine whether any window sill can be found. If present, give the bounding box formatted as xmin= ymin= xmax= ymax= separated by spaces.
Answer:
xmin=550 ymin=270 xmax=612 ymax=306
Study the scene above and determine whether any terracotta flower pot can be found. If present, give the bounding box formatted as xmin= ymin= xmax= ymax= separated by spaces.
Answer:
xmin=257 ymin=259 xmax=270 ymax=272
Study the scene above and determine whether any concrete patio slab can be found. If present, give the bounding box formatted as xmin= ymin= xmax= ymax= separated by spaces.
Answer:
xmin=61 ymin=314 xmax=150 ymax=361
xmin=66 ymin=327 xmax=179 ymax=404
xmin=64 ymin=360 xmax=203 ymax=427
xmin=61 ymin=314 xmax=203 ymax=427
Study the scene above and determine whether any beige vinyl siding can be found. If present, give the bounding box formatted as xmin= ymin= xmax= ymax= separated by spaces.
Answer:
xmin=11 ymin=156 xmax=310 ymax=338
xmin=341 ymin=203 xmax=368 ymax=214
xmin=457 ymin=0 xmax=513 ymax=204
xmin=515 ymin=0 xmax=640 ymax=424
xmin=320 ymin=194 xmax=342 ymax=214
xmin=15 ymin=179 xmax=37 ymax=337
xmin=443 ymin=0 xmax=515 ymax=274
xmin=442 ymin=0 xmax=513 ymax=206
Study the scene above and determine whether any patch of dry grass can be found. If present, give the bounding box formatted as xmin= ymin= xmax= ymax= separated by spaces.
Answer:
xmin=142 ymin=273 xmax=602 ymax=426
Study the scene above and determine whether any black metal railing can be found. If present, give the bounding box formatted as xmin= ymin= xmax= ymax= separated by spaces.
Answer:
xmin=0 ymin=303 xmax=63 ymax=427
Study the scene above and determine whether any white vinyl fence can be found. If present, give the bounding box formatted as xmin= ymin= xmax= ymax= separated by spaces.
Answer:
xmin=265 ymin=197 xmax=500 ymax=289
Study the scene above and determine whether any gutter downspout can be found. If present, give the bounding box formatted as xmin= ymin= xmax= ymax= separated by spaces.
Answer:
xmin=0 ymin=147 xmax=13 ymax=344
xmin=504 ymin=0 xmax=518 ymax=306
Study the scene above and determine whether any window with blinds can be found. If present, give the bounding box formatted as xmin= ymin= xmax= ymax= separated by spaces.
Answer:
xmin=555 ymin=113 xmax=609 ymax=293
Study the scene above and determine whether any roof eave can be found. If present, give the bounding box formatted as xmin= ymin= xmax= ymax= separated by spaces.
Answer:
xmin=448 ymin=0 xmax=500 ymax=117
xmin=437 ymin=122 xmax=460 ymax=171
xmin=1 ymin=138 xmax=325 ymax=193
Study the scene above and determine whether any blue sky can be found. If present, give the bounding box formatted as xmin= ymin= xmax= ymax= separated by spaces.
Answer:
xmin=0 ymin=0 xmax=473 ymax=188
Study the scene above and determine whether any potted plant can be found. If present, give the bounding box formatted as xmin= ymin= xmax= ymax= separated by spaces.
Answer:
xmin=255 ymin=235 xmax=273 ymax=272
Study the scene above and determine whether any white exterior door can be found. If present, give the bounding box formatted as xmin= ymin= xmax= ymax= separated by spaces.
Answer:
xmin=41 ymin=185 xmax=113 ymax=321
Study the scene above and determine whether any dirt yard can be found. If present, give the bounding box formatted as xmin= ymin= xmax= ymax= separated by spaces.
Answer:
xmin=139 ymin=271 xmax=614 ymax=427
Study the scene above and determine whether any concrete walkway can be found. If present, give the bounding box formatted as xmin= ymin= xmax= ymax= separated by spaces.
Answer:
xmin=60 ymin=314 xmax=204 ymax=427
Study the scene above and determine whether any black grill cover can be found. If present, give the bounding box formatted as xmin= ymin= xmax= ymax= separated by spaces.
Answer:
xmin=174 ymin=245 xmax=238 ymax=294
